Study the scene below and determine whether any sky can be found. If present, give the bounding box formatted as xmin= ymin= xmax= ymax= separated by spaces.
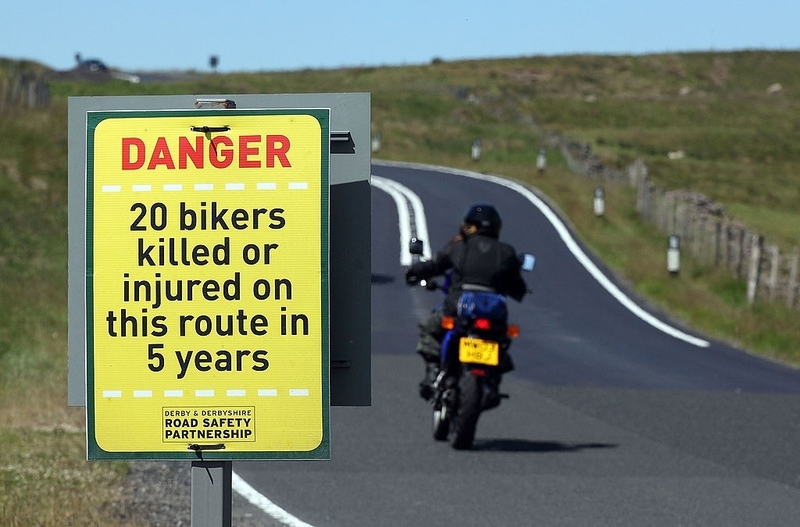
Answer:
xmin=4 ymin=1 xmax=800 ymax=73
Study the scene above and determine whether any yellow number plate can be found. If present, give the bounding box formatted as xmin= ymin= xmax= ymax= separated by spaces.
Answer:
xmin=458 ymin=337 xmax=500 ymax=366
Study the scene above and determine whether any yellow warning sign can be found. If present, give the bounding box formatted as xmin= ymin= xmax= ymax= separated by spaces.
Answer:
xmin=85 ymin=109 xmax=330 ymax=460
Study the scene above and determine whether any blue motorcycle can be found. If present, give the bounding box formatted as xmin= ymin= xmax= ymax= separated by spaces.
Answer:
xmin=409 ymin=238 xmax=534 ymax=450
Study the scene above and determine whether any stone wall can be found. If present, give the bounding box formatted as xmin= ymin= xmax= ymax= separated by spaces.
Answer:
xmin=549 ymin=132 xmax=799 ymax=309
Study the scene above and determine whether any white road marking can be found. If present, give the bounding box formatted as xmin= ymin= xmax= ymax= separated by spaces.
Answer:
xmin=370 ymin=175 xmax=432 ymax=265
xmin=372 ymin=160 xmax=710 ymax=348
xmin=232 ymin=472 xmax=316 ymax=527
xmin=231 ymin=160 xmax=709 ymax=527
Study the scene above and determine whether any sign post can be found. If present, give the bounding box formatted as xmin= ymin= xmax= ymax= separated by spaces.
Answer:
xmin=85 ymin=109 xmax=330 ymax=460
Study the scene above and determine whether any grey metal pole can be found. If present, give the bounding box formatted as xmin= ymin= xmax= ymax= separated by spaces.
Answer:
xmin=191 ymin=461 xmax=232 ymax=527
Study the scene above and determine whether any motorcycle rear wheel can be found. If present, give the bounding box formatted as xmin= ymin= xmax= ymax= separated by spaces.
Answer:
xmin=449 ymin=372 xmax=482 ymax=450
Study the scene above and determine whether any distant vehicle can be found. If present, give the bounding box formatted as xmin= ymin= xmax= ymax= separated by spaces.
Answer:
xmin=71 ymin=55 xmax=139 ymax=83
xmin=77 ymin=59 xmax=108 ymax=73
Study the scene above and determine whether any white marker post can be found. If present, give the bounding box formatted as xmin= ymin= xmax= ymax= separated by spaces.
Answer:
xmin=668 ymin=234 xmax=681 ymax=276
xmin=471 ymin=139 xmax=481 ymax=161
xmin=594 ymin=186 xmax=605 ymax=217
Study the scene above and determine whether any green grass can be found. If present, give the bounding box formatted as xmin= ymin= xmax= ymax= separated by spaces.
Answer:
xmin=2 ymin=51 xmax=800 ymax=524
xmin=0 ymin=427 xmax=130 ymax=526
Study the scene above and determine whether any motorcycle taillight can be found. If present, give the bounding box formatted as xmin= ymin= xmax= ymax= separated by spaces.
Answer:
xmin=473 ymin=318 xmax=491 ymax=331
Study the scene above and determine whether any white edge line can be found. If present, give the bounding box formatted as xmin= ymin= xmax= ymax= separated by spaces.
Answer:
xmin=371 ymin=176 xmax=411 ymax=265
xmin=232 ymin=472 xmax=316 ymax=527
xmin=394 ymin=178 xmax=431 ymax=260
xmin=371 ymin=175 xmax=432 ymax=264
xmin=374 ymin=160 xmax=710 ymax=348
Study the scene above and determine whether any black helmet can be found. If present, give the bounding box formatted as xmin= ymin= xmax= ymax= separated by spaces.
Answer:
xmin=463 ymin=203 xmax=502 ymax=237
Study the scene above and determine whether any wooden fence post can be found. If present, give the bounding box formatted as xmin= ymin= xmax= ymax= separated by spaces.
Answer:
xmin=721 ymin=221 xmax=730 ymax=273
xmin=712 ymin=220 xmax=722 ymax=267
xmin=788 ymin=247 xmax=799 ymax=310
xmin=767 ymin=245 xmax=780 ymax=302
xmin=735 ymin=228 xmax=746 ymax=279
xmin=746 ymin=234 xmax=763 ymax=305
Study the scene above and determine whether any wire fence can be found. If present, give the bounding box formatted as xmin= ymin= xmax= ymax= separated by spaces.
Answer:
xmin=1 ymin=65 xmax=50 ymax=110
xmin=551 ymin=134 xmax=800 ymax=310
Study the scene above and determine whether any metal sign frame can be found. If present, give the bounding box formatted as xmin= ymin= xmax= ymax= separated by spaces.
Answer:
xmin=68 ymin=94 xmax=371 ymax=461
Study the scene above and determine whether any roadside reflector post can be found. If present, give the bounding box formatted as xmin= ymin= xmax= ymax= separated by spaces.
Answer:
xmin=471 ymin=138 xmax=481 ymax=161
xmin=536 ymin=146 xmax=547 ymax=173
xmin=371 ymin=132 xmax=381 ymax=152
xmin=594 ymin=186 xmax=605 ymax=217
xmin=668 ymin=234 xmax=681 ymax=276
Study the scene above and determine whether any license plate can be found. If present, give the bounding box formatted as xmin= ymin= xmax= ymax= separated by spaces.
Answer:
xmin=458 ymin=337 xmax=499 ymax=366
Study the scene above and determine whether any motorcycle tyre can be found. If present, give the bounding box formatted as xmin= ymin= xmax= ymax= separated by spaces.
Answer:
xmin=449 ymin=372 xmax=482 ymax=450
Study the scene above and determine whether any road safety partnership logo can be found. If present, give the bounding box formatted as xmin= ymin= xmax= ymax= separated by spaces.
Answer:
xmin=163 ymin=407 xmax=255 ymax=442
xmin=85 ymin=109 xmax=330 ymax=460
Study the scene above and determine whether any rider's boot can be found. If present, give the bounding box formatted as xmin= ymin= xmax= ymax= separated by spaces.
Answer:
xmin=418 ymin=357 xmax=440 ymax=401
xmin=483 ymin=376 xmax=502 ymax=410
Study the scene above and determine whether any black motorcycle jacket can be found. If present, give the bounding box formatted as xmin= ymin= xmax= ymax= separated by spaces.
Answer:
xmin=408 ymin=233 xmax=528 ymax=313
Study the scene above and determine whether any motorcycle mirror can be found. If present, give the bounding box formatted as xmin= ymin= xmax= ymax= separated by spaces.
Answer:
xmin=520 ymin=253 xmax=536 ymax=272
xmin=409 ymin=237 xmax=424 ymax=255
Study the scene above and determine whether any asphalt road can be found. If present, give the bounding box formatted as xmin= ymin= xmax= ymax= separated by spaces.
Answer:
xmin=234 ymin=161 xmax=800 ymax=526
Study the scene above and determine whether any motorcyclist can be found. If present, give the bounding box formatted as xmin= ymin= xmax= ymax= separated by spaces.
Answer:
xmin=405 ymin=203 xmax=528 ymax=400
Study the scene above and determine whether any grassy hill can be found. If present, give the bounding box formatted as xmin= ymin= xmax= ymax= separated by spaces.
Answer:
xmin=1 ymin=51 xmax=799 ymax=524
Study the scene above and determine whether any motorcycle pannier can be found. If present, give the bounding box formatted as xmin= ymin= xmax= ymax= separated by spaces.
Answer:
xmin=457 ymin=291 xmax=508 ymax=321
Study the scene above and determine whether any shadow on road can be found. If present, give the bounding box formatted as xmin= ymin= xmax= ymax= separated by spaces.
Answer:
xmin=472 ymin=438 xmax=618 ymax=453
xmin=371 ymin=273 xmax=396 ymax=284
